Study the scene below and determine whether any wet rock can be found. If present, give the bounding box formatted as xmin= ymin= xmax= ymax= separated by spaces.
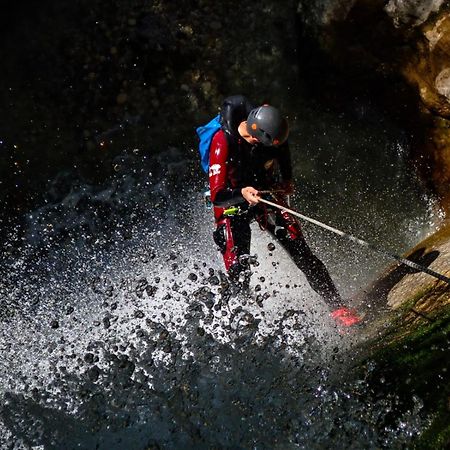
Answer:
xmin=103 ymin=317 xmax=111 ymax=329
xmin=84 ymin=353 xmax=95 ymax=364
xmin=354 ymin=222 xmax=450 ymax=448
xmin=134 ymin=310 xmax=145 ymax=319
xmin=385 ymin=0 xmax=445 ymax=27
xmin=297 ymin=0 xmax=450 ymax=209
xmin=435 ymin=68 xmax=450 ymax=99
xmin=188 ymin=272 xmax=198 ymax=282
xmin=87 ymin=365 xmax=100 ymax=382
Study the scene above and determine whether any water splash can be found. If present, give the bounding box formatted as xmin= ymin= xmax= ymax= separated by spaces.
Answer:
xmin=0 ymin=99 xmax=438 ymax=448
xmin=0 ymin=185 xmax=430 ymax=449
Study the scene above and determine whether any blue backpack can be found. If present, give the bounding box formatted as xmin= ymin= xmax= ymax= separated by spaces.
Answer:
xmin=196 ymin=114 xmax=221 ymax=173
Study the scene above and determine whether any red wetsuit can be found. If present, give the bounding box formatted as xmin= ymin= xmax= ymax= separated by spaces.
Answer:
xmin=208 ymin=121 xmax=341 ymax=307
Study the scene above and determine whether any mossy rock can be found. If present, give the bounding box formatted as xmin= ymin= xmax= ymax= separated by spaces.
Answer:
xmin=355 ymin=221 xmax=450 ymax=449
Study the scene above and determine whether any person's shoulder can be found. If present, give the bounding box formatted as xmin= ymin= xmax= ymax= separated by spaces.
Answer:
xmin=211 ymin=128 xmax=228 ymax=146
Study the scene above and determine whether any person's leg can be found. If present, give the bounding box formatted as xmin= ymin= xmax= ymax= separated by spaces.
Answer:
xmin=213 ymin=215 xmax=251 ymax=281
xmin=283 ymin=236 xmax=342 ymax=308
xmin=261 ymin=207 xmax=342 ymax=308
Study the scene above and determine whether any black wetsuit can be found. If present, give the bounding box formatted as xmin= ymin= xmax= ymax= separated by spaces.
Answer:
xmin=208 ymin=95 xmax=341 ymax=307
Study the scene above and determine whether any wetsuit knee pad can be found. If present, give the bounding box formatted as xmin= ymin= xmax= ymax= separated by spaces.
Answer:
xmin=274 ymin=227 xmax=288 ymax=239
xmin=213 ymin=224 xmax=227 ymax=254
xmin=270 ymin=209 xmax=303 ymax=241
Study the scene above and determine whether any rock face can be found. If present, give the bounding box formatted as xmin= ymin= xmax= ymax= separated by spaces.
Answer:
xmin=362 ymin=221 xmax=450 ymax=321
xmin=0 ymin=0 xmax=298 ymax=218
xmin=385 ymin=0 xmax=445 ymax=27
xmin=297 ymin=0 xmax=450 ymax=210
xmin=357 ymin=221 xmax=450 ymax=449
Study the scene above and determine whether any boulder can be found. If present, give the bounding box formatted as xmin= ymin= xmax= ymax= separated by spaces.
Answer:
xmin=360 ymin=220 xmax=450 ymax=328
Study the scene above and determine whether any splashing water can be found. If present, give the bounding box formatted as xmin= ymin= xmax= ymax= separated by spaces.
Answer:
xmin=0 ymin=189 xmax=431 ymax=449
xmin=0 ymin=99 xmax=439 ymax=448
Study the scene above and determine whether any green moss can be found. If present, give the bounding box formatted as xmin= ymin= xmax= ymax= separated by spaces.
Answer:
xmin=360 ymin=304 xmax=450 ymax=449
xmin=371 ymin=304 xmax=450 ymax=366
xmin=414 ymin=403 xmax=450 ymax=450
xmin=400 ymin=287 xmax=435 ymax=312
xmin=367 ymin=286 xmax=447 ymax=351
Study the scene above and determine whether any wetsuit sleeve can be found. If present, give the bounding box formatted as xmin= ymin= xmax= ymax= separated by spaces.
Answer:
xmin=278 ymin=141 xmax=293 ymax=181
xmin=209 ymin=130 xmax=245 ymax=207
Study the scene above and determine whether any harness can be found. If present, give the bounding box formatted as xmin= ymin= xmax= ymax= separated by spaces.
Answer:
xmin=220 ymin=198 xmax=271 ymax=232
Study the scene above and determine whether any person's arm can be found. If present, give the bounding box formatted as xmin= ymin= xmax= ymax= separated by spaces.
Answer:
xmin=209 ymin=130 xmax=246 ymax=207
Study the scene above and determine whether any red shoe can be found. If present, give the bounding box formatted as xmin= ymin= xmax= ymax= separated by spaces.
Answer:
xmin=330 ymin=307 xmax=362 ymax=327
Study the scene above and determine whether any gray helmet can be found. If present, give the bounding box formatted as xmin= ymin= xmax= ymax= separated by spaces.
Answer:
xmin=246 ymin=105 xmax=289 ymax=146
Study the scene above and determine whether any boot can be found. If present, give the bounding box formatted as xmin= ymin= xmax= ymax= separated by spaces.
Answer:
xmin=330 ymin=307 xmax=362 ymax=327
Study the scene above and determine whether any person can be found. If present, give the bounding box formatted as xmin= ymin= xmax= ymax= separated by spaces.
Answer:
xmin=207 ymin=95 xmax=360 ymax=327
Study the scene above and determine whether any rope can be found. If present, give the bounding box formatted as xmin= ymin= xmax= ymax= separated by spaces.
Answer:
xmin=258 ymin=197 xmax=450 ymax=286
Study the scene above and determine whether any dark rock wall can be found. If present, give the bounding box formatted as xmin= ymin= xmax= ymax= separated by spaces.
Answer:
xmin=0 ymin=0 xmax=298 ymax=220
xmin=296 ymin=0 xmax=450 ymax=211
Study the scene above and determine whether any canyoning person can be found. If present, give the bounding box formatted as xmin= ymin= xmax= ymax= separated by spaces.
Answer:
xmin=200 ymin=95 xmax=360 ymax=327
